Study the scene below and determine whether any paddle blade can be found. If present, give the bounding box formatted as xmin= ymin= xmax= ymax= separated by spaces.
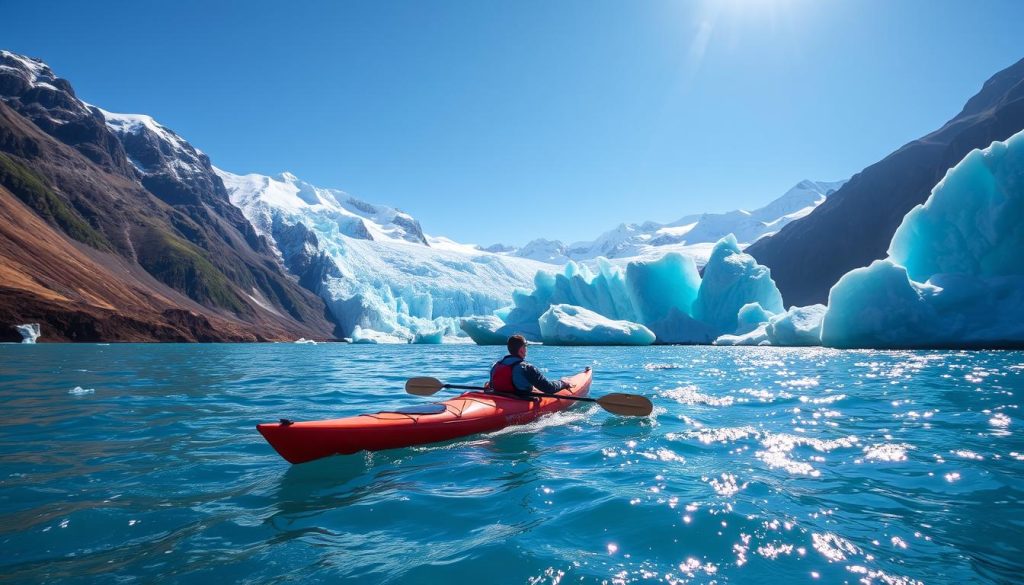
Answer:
xmin=406 ymin=377 xmax=445 ymax=396
xmin=596 ymin=393 xmax=654 ymax=417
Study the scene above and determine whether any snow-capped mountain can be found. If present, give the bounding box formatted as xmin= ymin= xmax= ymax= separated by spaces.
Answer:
xmin=489 ymin=179 xmax=846 ymax=266
xmin=222 ymin=170 xmax=428 ymax=245
xmin=218 ymin=169 xmax=553 ymax=341
xmin=219 ymin=165 xmax=840 ymax=342
xmin=0 ymin=50 xmax=334 ymax=341
xmin=512 ymin=239 xmax=571 ymax=264
xmin=0 ymin=50 xmax=134 ymax=176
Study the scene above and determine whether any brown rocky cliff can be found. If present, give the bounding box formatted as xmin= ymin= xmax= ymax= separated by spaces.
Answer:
xmin=0 ymin=99 xmax=335 ymax=341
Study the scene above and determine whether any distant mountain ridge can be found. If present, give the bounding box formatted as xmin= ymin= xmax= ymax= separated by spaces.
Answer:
xmin=5 ymin=46 xmax=1020 ymax=342
xmin=747 ymin=57 xmax=1024 ymax=306
xmin=488 ymin=179 xmax=845 ymax=265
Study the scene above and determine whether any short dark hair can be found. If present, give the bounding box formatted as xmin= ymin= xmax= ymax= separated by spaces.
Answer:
xmin=507 ymin=334 xmax=527 ymax=355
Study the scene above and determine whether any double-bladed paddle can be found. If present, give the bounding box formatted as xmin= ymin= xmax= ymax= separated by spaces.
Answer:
xmin=405 ymin=376 xmax=653 ymax=417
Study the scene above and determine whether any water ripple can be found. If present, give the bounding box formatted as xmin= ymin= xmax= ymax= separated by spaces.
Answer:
xmin=1 ymin=345 xmax=1022 ymax=583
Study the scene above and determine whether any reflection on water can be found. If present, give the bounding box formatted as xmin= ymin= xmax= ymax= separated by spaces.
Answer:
xmin=1 ymin=344 xmax=1023 ymax=584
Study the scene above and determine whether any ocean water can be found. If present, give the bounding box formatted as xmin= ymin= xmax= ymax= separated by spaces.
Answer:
xmin=1 ymin=344 xmax=1022 ymax=584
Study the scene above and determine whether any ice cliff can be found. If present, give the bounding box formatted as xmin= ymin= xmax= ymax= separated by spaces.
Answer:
xmin=714 ymin=130 xmax=1024 ymax=349
xmin=821 ymin=129 xmax=1024 ymax=348
xmin=462 ymin=236 xmax=784 ymax=345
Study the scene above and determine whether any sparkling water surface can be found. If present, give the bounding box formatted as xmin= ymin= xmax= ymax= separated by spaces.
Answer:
xmin=1 ymin=344 xmax=1022 ymax=584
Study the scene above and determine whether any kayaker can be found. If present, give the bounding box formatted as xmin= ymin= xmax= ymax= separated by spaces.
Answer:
xmin=489 ymin=335 xmax=571 ymax=399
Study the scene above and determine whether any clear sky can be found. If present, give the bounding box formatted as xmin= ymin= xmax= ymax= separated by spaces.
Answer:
xmin=3 ymin=0 xmax=1023 ymax=246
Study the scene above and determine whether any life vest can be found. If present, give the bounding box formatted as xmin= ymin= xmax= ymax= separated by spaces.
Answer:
xmin=489 ymin=357 xmax=523 ymax=392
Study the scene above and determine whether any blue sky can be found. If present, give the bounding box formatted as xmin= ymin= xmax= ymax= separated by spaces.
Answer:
xmin=3 ymin=0 xmax=1023 ymax=245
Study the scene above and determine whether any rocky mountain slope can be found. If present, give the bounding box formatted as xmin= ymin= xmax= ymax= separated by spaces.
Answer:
xmin=0 ymin=50 xmax=334 ymax=341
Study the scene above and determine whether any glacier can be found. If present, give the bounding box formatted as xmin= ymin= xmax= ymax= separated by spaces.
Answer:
xmin=821 ymin=129 xmax=1024 ymax=348
xmin=218 ymin=169 xmax=552 ymax=342
xmin=465 ymin=236 xmax=784 ymax=345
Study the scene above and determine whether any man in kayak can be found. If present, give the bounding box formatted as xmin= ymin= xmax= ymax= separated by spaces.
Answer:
xmin=489 ymin=335 xmax=571 ymax=399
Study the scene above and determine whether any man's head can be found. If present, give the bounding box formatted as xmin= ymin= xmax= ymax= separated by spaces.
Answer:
xmin=507 ymin=334 xmax=527 ymax=359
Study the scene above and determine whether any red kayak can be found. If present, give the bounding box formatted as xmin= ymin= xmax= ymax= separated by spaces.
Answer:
xmin=257 ymin=368 xmax=593 ymax=464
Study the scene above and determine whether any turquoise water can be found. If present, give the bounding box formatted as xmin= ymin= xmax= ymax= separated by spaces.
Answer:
xmin=1 ymin=344 xmax=1022 ymax=584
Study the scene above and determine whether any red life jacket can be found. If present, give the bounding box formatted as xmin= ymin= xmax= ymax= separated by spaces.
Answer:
xmin=489 ymin=357 xmax=523 ymax=392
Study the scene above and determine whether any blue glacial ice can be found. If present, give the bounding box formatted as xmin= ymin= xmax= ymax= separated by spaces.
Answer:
xmin=625 ymin=253 xmax=715 ymax=343
xmin=736 ymin=303 xmax=774 ymax=335
xmin=538 ymin=304 xmax=656 ymax=346
xmin=715 ymin=304 xmax=825 ymax=346
xmin=822 ymin=129 xmax=1024 ymax=348
xmin=713 ymin=302 xmax=777 ymax=345
xmin=714 ymin=324 xmax=769 ymax=346
xmin=821 ymin=260 xmax=1024 ymax=348
xmin=694 ymin=235 xmax=784 ymax=337
xmin=411 ymin=329 xmax=445 ymax=344
xmin=464 ymin=238 xmax=784 ymax=345
xmin=766 ymin=304 xmax=826 ymax=346
xmin=459 ymin=315 xmax=515 ymax=345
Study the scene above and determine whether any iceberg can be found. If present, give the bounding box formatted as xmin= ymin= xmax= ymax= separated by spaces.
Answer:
xmin=714 ymin=323 xmax=770 ymax=346
xmin=464 ymin=237 xmax=784 ymax=345
xmin=351 ymin=325 xmax=405 ymax=344
xmin=625 ymin=253 xmax=701 ymax=325
xmin=736 ymin=303 xmax=774 ymax=335
xmin=821 ymin=261 xmax=1024 ymax=348
xmin=16 ymin=323 xmax=40 ymax=343
xmin=500 ymin=259 xmax=638 ymax=339
xmin=538 ymin=304 xmax=655 ymax=346
xmin=693 ymin=235 xmax=784 ymax=336
xmin=887 ymin=134 xmax=1024 ymax=282
xmin=459 ymin=315 xmax=532 ymax=345
xmin=822 ymin=129 xmax=1024 ymax=348
xmin=644 ymin=307 xmax=717 ymax=344
xmin=765 ymin=304 xmax=826 ymax=346
xmin=411 ymin=329 xmax=444 ymax=344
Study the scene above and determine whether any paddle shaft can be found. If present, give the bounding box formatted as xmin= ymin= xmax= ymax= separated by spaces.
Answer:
xmin=441 ymin=383 xmax=596 ymax=403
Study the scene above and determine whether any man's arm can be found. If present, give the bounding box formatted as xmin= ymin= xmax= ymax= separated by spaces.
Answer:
xmin=520 ymin=363 xmax=569 ymax=394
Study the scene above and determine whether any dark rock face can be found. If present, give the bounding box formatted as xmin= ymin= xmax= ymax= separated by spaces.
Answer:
xmin=0 ymin=51 xmax=135 ymax=176
xmin=272 ymin=220 xmax=343 ymax=292
xmin=391 ymin=213 xmax=429 ymax=245
xmin=747 ymin=57 xmax=1024 ymax=307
